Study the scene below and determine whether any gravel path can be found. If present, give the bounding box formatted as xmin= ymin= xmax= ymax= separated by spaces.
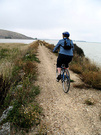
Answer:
xmin=34 ymin=45 xmax=101 ymax=135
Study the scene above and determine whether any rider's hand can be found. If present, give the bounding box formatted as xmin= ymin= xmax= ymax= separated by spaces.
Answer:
xmin=54 ymin=50 xmax=58 ymax=53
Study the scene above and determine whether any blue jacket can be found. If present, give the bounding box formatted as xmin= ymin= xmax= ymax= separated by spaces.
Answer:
xmin=53 ymin=38 xmax=74 ymax=56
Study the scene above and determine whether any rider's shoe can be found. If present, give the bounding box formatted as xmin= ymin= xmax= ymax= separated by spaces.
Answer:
xmin=57 ymin=74 xmax=61 ymax=82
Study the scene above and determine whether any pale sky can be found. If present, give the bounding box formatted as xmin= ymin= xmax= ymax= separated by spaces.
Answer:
xmin=0 ymin=0 xmax=101 ymax=42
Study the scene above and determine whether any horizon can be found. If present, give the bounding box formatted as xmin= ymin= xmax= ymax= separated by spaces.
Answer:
xmin=0 ymin=28 xmax=101 ymax=43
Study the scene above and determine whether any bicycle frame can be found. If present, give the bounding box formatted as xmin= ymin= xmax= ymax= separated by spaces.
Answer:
xmin=61 ymin=68 xmax=66 ymax=82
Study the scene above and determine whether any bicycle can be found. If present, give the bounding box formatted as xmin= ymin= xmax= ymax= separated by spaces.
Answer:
xmin=56 ymin=64 xmax=70 ymax=93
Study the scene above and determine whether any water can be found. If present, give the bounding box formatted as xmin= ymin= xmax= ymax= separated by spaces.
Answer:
xmin=44 ymin=39 xmax=101 ymax=66
xmin=0 ymin=39 xmax=101 ymax=66
xmin=0 ymin=39 xmax=35 ymax=44
xmin=73 ymin=41 xmax=101 ymax=66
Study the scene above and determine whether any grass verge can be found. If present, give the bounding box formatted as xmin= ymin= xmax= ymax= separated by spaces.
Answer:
xmin=70 ymin=55 xmax=101 ymax=90
xmin=0 ymin=41 xmax=42 ymax=133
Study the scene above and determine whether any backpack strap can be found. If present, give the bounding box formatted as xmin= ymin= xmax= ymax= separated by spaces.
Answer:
xmin=60 ymin=38 xmax=73 ymax=49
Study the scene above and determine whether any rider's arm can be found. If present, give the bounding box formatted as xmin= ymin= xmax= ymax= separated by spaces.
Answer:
xmin=53 ymin=41 xmax=61 ymax=53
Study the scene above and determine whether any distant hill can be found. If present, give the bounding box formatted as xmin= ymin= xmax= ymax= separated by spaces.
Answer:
xmin=0 ymin=29 xmax=33 ymax=39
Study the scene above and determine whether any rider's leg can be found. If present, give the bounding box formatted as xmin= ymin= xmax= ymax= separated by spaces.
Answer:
xmin=57 ymin=67 xmax=61 ymax=75
xmin=66 ymin=67 xmax=69 ymax=75
xmin=56 ymin=67 xmax=61 ymax=81
xmin=57 ymin=54 xmax=62 ymax=80
xmin=67 ymin=67 xmax=69 ymax=70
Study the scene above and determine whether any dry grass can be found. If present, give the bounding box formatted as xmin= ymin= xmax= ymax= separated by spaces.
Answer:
xmin=39 ymin=40 xmax=55 ymax=52
xmin=82 ymin=71 xmax=101 ymax=89
xmin=0 ymin=41 xmax=39 ymax=77
xmin=73 ymin=84 xmax=86 ymax=89
xmin=0 ymin=41 xmax=42 ymax=133
xmin=23 ymin=61 xmax=37 ymax=75
xmin=0 ymin=45 xmax=28 ymax=79
xmin=0 ymin=43 xmax=29 ymax=49
xmin=70 ymin=53 xmax=101 ymax=90
xmin=0 ymin=42 xmax=30 ymax=106
xmin=70 ymin=64 xmax=83 ymax=74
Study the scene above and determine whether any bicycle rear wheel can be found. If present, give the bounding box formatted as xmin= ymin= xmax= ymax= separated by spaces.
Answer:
xmin=62 ymin=69 xmax=70 ymax=93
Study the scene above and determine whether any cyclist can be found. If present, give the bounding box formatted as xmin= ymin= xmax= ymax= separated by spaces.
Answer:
xmin=53 ymin=31 xmax=74 ymax=81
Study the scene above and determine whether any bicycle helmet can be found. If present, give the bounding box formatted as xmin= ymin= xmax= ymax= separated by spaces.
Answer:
xmin=62 ymin=32 xmax=70 ymax=37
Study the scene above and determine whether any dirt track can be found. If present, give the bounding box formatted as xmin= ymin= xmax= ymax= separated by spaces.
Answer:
xmin=35 ymin=45 xmax=101 ymax=135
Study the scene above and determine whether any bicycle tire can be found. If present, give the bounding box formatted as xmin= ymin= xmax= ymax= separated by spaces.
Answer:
xmin=62 ymin=69 xmax=70 ymax=93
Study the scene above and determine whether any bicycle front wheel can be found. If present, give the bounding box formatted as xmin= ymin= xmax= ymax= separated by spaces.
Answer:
xmin=62 ymin=69 xmax=70 ymax=93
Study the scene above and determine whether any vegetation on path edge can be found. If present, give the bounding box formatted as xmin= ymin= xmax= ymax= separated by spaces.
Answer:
xmin=0 ymin=41 xmax=42 ymax=133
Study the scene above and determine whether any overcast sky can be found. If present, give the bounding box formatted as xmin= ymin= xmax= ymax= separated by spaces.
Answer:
xmin=0 ymin=0 xmax=101 ymax=42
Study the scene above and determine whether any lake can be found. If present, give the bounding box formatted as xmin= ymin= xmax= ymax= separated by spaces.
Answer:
xmin=0 ymin=39 xmax=101 ymax=66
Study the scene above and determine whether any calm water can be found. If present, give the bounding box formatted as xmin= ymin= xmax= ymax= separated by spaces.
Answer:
xmin=0 ymin=39 xmax=34 ymax=44
xmin=0 ymin=39 xmax=101 ymax=66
